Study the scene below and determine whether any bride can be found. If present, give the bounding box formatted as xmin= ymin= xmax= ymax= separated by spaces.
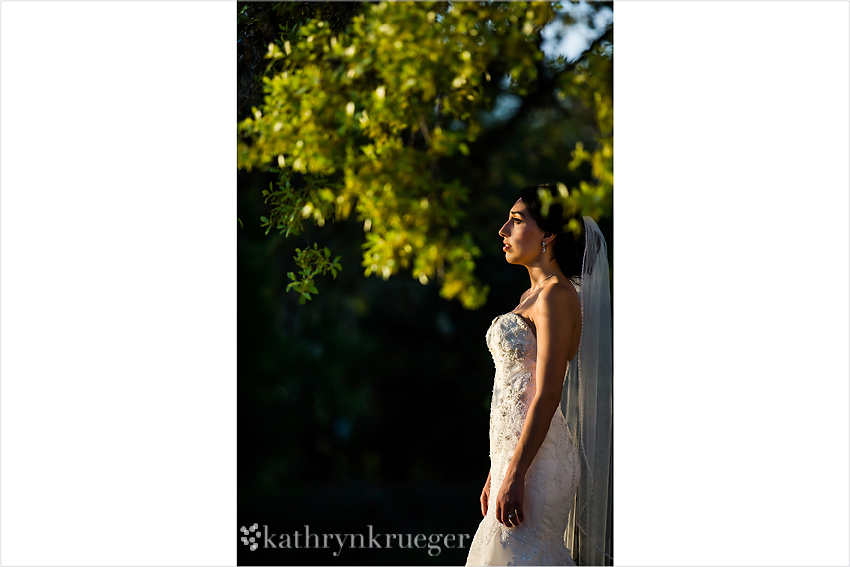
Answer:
xmin=465 ymin=185 xmax=613 ymax=566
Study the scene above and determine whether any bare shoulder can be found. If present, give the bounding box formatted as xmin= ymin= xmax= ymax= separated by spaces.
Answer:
xmin=533 ymin=280 xmax=581 ymax=356
xmin=536 ymin=280 xmax=580 ymax=318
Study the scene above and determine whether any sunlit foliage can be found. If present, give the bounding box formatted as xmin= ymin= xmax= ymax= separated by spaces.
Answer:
xmin=238 ymin=1 xmax=612 ymax=308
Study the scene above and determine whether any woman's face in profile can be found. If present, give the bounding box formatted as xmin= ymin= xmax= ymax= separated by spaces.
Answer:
xmin=499 ymin=198 xmax=544 ymax=265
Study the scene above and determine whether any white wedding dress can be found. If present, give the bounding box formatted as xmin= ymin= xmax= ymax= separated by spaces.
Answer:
xmin=465 ymin=311 xmax=580 ymax=566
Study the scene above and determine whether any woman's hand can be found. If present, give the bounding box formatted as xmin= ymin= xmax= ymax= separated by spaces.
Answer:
xmin=495 ymin=470 xmax=525 ymax=527
xmin=480 ymin=470 xmax=492 ymax=516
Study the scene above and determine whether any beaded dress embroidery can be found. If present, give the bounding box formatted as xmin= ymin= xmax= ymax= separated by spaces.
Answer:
xmin=465 ymin=312 xmax=580 ymax=567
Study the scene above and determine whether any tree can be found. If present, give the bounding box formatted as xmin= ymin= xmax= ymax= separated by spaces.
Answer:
xmin=238 ymin=0 xmax=612 ymax=308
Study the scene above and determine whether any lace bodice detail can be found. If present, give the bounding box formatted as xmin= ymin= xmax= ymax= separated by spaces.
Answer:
xmin=486 ymin=313 xmax=538 ymax=461
xmin=486 ymin=312 xmax=537 ymax=370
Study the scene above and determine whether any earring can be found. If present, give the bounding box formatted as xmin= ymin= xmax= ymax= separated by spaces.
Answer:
xmin=542 ymin=240 xmax=546 ymax=253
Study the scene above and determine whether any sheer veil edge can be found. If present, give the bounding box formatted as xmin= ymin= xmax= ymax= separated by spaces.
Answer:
xmin=560 ymin=216 xmax=613 ymax=566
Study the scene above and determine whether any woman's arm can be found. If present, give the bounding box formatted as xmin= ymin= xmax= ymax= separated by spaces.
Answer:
xmin=494 ymin=284 xmax=576 ymax=526
xmin=480 ymin=469 xmax=492 ymax=516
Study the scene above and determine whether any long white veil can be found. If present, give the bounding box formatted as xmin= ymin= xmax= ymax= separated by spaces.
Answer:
xmin=560 ymin=216 xmax=613 ymax=565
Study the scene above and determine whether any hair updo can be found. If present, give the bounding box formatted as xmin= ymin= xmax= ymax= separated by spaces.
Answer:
xmin=519 ymin=184 xmax=586 ymax=285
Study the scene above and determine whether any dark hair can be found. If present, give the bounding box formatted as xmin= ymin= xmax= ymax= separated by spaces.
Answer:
xmin=519 ymin=184 xmax=586 ymax=284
